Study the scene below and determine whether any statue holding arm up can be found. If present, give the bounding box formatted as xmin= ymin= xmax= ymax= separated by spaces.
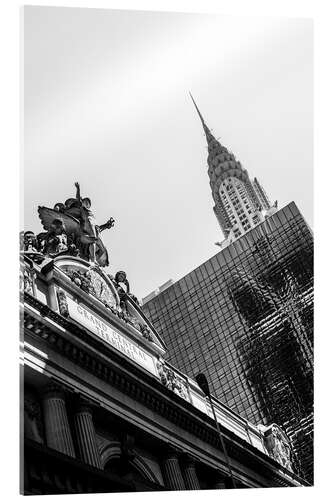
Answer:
xmin=38 ymin=182 xmax=115 ymax=267
xmin=73 ymin=182 xmax=115 ymax=264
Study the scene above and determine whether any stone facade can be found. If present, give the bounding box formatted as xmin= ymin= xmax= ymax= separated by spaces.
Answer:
xmin=21 ymin=250 xmax=308 ymax=494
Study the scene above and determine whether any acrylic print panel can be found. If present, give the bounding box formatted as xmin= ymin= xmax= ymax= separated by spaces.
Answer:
xmin=22 ymin=5 xmax=313 ymax=494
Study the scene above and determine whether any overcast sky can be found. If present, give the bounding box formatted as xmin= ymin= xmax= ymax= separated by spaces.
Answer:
xmin=23 ymin=6 xmax=313 ymax=300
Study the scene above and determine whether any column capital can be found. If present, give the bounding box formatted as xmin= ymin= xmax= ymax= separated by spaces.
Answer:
xmin=162 ymin=445 xmax=186 ymax=490
xmin=72 ymin=395 xmax=95 ymax=414
xmin=180 ymin=453 xmax=200 ymax=490
xmin=180 ymin=453 xmax=197 ymax=468
xmin=164 ymin=444 xmax=183 ymax=461
xmin=42 ymin=382 xmax=66 ymax=399
xmin=42 ymin=384 xmax=75 ymax=457
xmin=73 ymin=400 xmax=102 ymax=469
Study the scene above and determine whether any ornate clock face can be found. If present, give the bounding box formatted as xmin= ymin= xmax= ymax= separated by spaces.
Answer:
xmin=88 ymin=269 xmax=118 ymax=307
xmin=60 ymin=263 xmax=118 ymax=308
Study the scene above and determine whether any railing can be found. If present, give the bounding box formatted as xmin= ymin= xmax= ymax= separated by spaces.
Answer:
xmin=158 ymin=359 xmax=266 ymax=454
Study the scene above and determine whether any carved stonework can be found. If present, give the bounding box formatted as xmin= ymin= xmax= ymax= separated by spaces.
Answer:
xmin=20 ymin=266 xmax=36 ymax=295
xmin=260 ymin=424 xmax=293 ymax=472
xmin=126 ymin=313 xmax=141 ymax=330
xmin=66 ymin=268 xmax=94 ymax=293
xmin=57 ymin=290 xmax=69 ymax=317
xmin=63 ymin=266 xmax=118 ymax=308
xmin=21 ymin=231 xmax=46 ymax=264
xmin=113 ymin=307 xmax=155 ymax=343
xmin=23 ymin=231 xmax=39 ymax=253
xmin=156 ymin=359 xmax=190 ymax=402
xmin=24 ymin=395 xmax=44 ymax=444
xmin=62 ymin=265 xmax=155 ymax=343
xmin=139 ymin=323 xmax=154 ymax=342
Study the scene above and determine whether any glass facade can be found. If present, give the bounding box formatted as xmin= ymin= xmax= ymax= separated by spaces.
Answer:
xmin=143 ymin=202 xmax=313 ymax=482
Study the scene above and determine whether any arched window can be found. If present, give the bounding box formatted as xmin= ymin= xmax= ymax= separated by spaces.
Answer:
xmin=101 ymin=444 xmax=162 ymax=491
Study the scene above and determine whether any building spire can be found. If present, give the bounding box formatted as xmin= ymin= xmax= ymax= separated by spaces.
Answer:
xmin=189 ymin=93 xmax=275 ymax=242
xmin=189 ymin=92 xmax=214 ymax=142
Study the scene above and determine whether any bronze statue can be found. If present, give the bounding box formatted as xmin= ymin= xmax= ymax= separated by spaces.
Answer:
xmin=114 ymin=271 xmax=130 ymax=293
xmin=111 ymin=271 xmax=139 ymax=307
xmin=110 ymin=271 xmax=129 ymax=310
xmin=38 ymin=182 xmax=115 ymax=266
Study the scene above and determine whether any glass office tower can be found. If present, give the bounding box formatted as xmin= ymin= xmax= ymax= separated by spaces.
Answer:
xmin=143 ymin=202 xmax=313 ymax=482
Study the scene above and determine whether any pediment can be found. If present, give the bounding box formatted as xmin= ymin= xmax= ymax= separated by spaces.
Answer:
xmin=54 ymin=256 xmax=166 ymax=353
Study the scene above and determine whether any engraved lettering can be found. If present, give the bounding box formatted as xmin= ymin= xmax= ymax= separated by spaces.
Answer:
xmin=68 ymin=298 xmax=155 ymax=374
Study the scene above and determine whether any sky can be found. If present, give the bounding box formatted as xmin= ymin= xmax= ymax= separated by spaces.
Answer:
xmin=23 ymin=6 xmax=313 ymax=300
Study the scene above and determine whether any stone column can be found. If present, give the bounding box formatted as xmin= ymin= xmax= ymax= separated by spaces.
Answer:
xmin=73 ymin=398 xmax=102 ymax=469
xmin=42 ymin=383 xmax=75 ymax=457
xmin=162 ymin=448 xmax=186 ymax=490
xmin=181 ymin=455 xmax=200 ymax=490
xmin=214 ymin=471 xmax=227 ymax=489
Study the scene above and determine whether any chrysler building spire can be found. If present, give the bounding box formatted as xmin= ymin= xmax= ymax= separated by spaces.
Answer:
xmin=189 ymin=92 xmax=214 ymax=143
xmin=190 ymin=94 xmax=277 ymax=247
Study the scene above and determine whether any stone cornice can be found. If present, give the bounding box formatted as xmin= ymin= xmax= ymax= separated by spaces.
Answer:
xmin=22 ymin=294 xmax=306 ymax=488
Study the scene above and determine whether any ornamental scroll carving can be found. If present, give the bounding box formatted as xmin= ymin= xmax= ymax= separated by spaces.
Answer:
xmin=57 ymin=290 xmax=69 ymax=317
xmin=63 ymin=266 xmax=118 ymax=309
xmin=20 ymin=265 xmax=36 ymax=295
xmin=156 ymin=358 xmax=190 ymax=402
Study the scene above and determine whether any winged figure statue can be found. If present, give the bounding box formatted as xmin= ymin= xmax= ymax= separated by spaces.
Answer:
xmin=37 ymin=182 xmax=115 ymax=267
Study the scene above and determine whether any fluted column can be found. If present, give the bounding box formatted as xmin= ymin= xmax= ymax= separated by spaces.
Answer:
xmin=181 ymin=455 xmax=200 ymax=490
xmin=42 ymin=384 xmax=75 ymax=457
xmin=162 ymin=448 xmax=186 ymax=490
xmin=73 ymin=398 xmax=102 ymax=469
xmin=214 ymin=471 xmax=227 ymax=489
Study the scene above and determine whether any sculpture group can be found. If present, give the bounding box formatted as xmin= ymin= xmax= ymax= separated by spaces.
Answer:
xmin=22 ymin=183 xmax=159 ymax=346
xmin=22 ymin=182 xmax=115 ymax=267
xmin=22 ymin=185 xmax=147 ymax=328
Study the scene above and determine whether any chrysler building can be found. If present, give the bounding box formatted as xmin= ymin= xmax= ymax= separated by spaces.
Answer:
xmin=190 ymin=94 xmax=277 ymax=248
